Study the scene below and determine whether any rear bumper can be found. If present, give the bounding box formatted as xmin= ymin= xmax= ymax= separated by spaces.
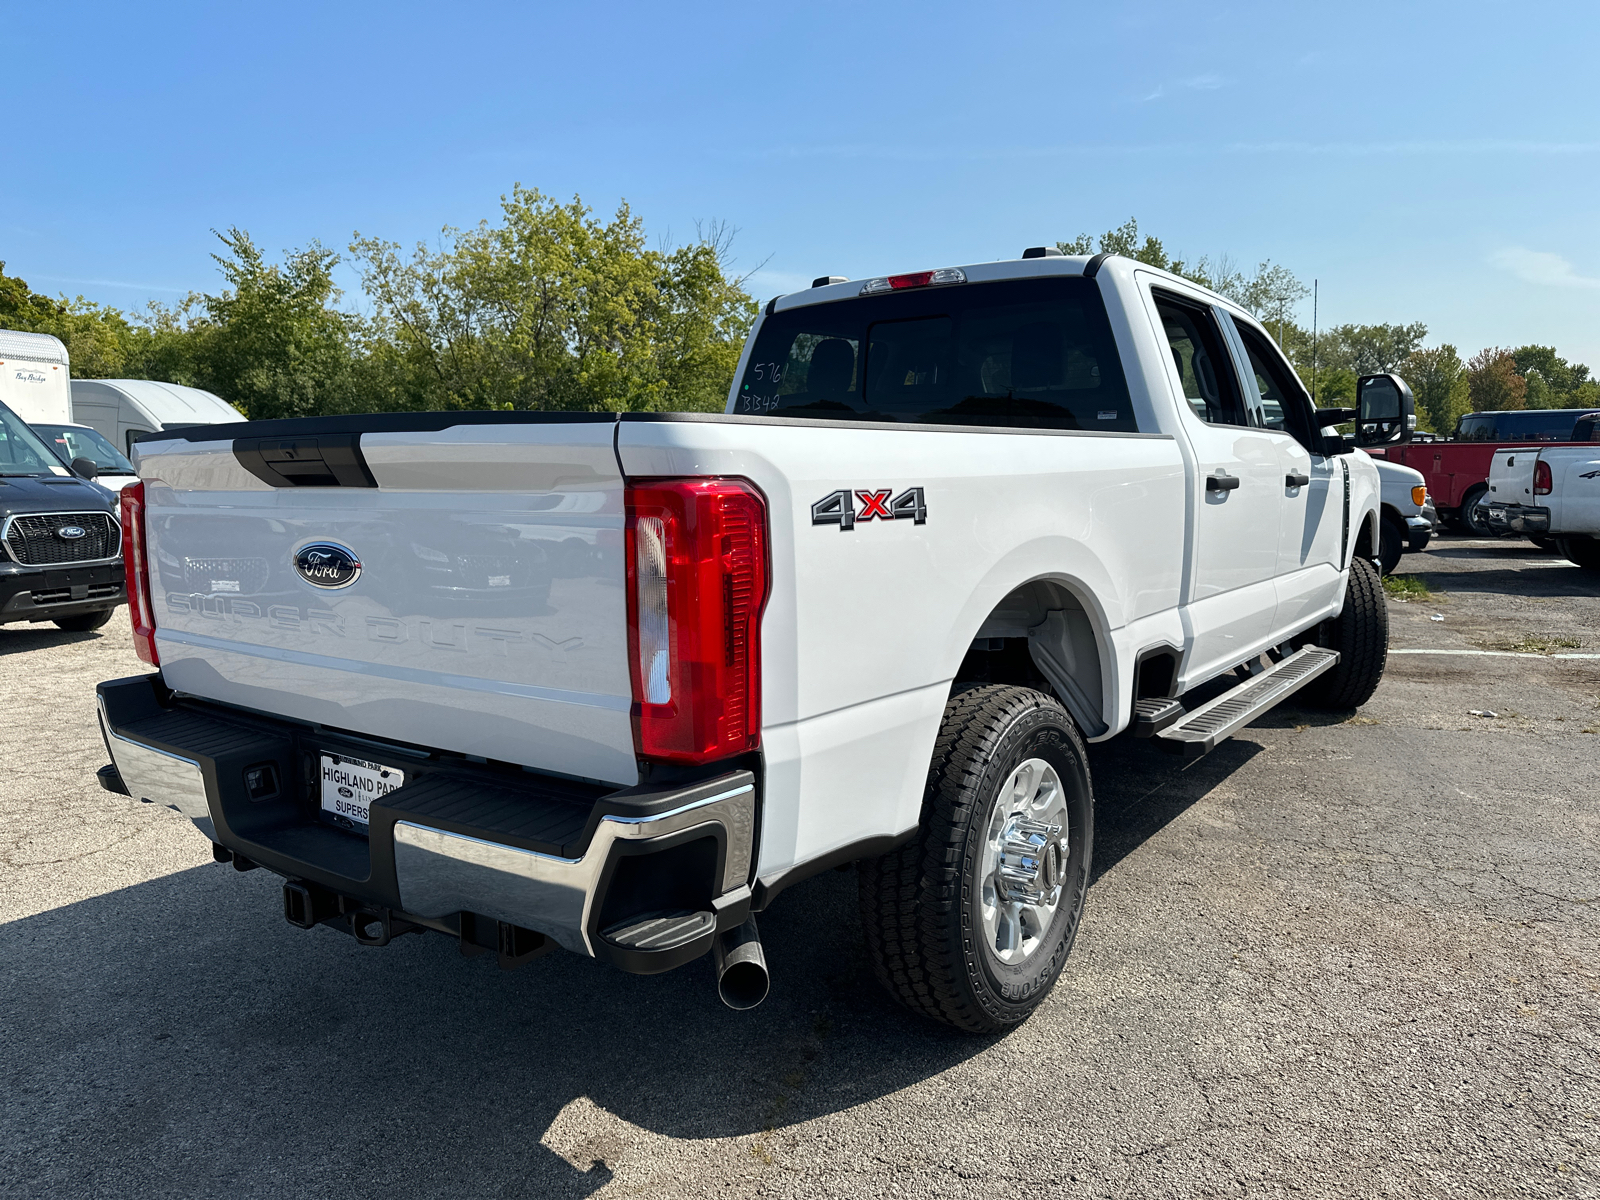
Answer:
xmin=0 ymin=561 xmax=124 ymax=624
xmin=1483 ymin=503 xmax=1551 ymax=534
xmin=97 ymin=674 xmax=755 ymax=973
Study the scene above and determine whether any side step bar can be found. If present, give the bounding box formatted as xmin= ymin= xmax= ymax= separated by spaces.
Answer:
xmin=1153 ymin=647 xmax=1340 ymax=759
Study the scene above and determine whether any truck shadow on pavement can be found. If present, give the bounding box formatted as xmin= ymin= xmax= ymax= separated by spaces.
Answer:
xmin=0 ymin=626 xmax=106 ymax=658
xmin=5 ymin=740 xmax=1265 ymax=1199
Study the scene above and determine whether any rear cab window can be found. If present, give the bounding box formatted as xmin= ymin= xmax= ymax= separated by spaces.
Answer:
xmin=734 ymin=277 xmax=1137 ymax=432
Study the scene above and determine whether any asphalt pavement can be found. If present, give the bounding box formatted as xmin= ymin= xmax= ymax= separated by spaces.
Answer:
xmin=2 ymin=530 xmax=1597 ymax=1199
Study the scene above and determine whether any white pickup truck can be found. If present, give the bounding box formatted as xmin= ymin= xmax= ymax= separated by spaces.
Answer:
xmin=1481 ymin=419 xmax=1600 ymax=570
xmin=96 ymin=251 xmax=1409 ymax=1033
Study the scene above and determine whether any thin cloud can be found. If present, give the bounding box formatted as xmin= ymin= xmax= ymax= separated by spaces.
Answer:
xmin=745 ymin=138 xmax=1600 ymax=163
xmin=1141 ymin=73 xmax=1227 ymax=102
xmin=1489 ymin=247 xmax=1600 ymax=290
xmin=1228 ymin=139 xmax=1600 ymax=155
xmin=30 ymin=273 xmax=188 ymax=293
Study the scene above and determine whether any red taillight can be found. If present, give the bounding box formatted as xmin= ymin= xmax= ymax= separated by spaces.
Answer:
xmin=120 ymin=481 xmax=158 ymax=666
xmin=889 ymin=271 xmax=935 ymax=290
xmin=1534 ymin=459 xmax=1553 ymax=495
xmin=625 ymin=477 xmax=768 ymax=764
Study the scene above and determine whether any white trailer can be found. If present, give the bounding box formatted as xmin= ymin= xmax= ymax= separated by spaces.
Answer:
xmin=0 ymin=329 xmax=72 ymax=424
xmin=71 ymin=379 xmax=243 ymax=456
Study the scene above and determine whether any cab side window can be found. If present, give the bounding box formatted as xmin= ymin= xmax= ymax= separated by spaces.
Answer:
xmin=1154 ymin=294 xmax=1247 ymax=426
xmin=1233 ymin=321 xmax=1320 ymax=453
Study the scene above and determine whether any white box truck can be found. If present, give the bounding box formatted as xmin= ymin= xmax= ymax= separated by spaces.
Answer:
xmin=71 ymin=379 xmax=243 ymax=456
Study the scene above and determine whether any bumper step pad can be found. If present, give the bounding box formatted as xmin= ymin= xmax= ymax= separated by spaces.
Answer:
xmin=602 ymin=910 xmax=717 ymax=953
xmin=1155 ymin=647 xmax=1339 ymax=759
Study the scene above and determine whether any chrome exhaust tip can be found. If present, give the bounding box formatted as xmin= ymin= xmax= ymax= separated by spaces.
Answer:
xmin=713 ymin=915 xmax=769 ymax=1011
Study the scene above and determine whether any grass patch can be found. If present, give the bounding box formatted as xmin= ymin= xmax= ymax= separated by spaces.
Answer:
xmin=1383 ymin=574 xmax=1435 ymax=602
xmin=1479 ymin=635 xmax=1584 ymax=654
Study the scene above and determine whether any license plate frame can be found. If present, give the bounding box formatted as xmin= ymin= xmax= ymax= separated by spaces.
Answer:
xmin=319 ymin=753 xmax=406 ymax=833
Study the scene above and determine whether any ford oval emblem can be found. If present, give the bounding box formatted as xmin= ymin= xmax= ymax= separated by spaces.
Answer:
xmin=294 ymin=542 xmax=361 ymax=589
xmin=57 ymin=525 xmax=87 ymax=540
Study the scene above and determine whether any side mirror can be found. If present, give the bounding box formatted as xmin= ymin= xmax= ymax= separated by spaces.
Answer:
xmin=1355 ymin=373 xmax=1415 ymax=447
xmin=70 ymin=456 xmax=99 ymax=480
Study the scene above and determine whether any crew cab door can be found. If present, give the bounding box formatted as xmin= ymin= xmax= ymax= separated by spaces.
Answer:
xmin=1225 ymin=318 xmax=1344 ymax=632
xmin=1152 ymin=291 xmax=1282 ymax=681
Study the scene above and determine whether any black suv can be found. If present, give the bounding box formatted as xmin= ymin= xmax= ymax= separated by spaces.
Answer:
xmin=0 ymin=399 xmax=126 ymax=631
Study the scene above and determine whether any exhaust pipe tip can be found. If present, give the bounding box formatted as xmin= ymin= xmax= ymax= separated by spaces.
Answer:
xmin=713 ymin=915 xmax=769 ymax=1011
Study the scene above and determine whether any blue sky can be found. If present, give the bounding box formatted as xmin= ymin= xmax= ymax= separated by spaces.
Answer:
xmin=5 ymin=1 xmax=1598 ymax=369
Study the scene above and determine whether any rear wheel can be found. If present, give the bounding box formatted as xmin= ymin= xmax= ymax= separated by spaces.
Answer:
xmin=1459 ymin=484 xmax=1493 ymax=536
xmin=1300 ymin=557 xmax=1389 ymax=710
xmin=1559 ymin=535 xmax=1600 ymax=571
xmin=52 ymin=609 xmax=115 ymax=632
xmin=858 ymin=685 xmax=1093 ymax=1034
xmin=1378 ymin=513 xmax=1407 ymax=576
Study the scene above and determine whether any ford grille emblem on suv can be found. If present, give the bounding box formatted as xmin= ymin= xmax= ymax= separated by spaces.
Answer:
xmin=57 ymin=525 xmax=87 ymax=540
xmin=294 ymin=542 xmax=361 ymax=589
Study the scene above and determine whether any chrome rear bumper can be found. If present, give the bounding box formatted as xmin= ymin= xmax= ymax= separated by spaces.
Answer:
xmin=1483 ymin=503 xmax=1550 ymax=534
xmin=391 ymin=781 xmax=753 ymax=955
xmin=96 ymin=673 xmax=756 ymax=970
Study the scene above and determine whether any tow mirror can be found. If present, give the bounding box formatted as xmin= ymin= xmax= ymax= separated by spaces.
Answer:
xmin=1355 ymin=373 xmax=1415 ymax=447
xmin=70 ymin=456 xmax=99 ymax=480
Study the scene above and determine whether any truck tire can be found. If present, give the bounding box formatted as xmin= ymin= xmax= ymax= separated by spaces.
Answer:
xmin=1299 ymin=557 xmax=1389 ymax=710
xmin=858 ymin=685 xmax=1093 ymax=1034
xmin=1378 ymin=513 xmax=1407 ymax=576
xmin=1459 ymin=484 xmax=1492 ymax=536
xmin=53 ymin=609 xmax=115 ymax=632
xmin=1558 ymin=535 xmax=1600 ymax=571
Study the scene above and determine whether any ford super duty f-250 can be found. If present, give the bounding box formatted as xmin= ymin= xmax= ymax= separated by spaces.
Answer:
xmin=95 ymin=250 xmax=1411 ymax=1033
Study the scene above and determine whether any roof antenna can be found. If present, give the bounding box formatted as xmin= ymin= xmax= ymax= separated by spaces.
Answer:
xmin=1312 ymin=279 xmax=1319 ymax=406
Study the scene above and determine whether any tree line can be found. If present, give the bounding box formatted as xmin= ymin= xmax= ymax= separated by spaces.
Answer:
xmin=0 ymin=186 xmax=757 ymax=421
xmin=2 ymin=198 xmax=1594 ymax=435
xmin=1059 ymin=219 xmax=1598 ymax=433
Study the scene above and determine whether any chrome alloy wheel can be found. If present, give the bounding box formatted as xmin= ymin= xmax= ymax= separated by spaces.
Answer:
xmin=978 ymin=756 xmax=1069 ymax=965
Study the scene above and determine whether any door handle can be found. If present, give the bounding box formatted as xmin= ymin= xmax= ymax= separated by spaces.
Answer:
xmin=1206 ymin=472 xmax=1241 ymax=492
xmin=1285 ymin=472 xmax=1310 ymax=488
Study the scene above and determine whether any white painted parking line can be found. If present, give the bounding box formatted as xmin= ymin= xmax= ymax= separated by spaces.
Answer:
xmin=1392 ymin=648 xmax=1600 ymax=660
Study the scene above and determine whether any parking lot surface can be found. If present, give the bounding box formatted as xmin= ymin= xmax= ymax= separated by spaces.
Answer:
xmin=3 ymin=531 xmax=1597 ymax=1199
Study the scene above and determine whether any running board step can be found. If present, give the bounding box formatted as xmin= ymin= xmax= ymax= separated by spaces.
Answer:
xmin=1132 ymin=697 xmax=1185 ymax=738
xmin=1155 ymin=647 xmax=1340 ymax=759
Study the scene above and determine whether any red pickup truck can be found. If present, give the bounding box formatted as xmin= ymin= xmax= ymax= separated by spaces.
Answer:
xmin=1374 ymin=408 xmax=1600 ymax=534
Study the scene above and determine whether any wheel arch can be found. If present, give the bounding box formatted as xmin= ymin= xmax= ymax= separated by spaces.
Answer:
xmin=952 ymin=573 xmax=1116 ymax=740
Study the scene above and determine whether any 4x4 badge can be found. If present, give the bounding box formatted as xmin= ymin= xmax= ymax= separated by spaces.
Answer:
xmin=812 ymin=487 xmax=927 ymax=531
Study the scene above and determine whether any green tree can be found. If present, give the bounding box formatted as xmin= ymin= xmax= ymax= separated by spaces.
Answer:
xmin=150 ymin=228 xmax=365 ymax=420
xmin=1510 ymin=345 xmax=1587 ymax=396
xmin=1055 ymin=217 xmax=1306 ymax=340
xmin=351 ymin=186 xmax=755 ymax=413
xmin=1403 ymin=345 xmax=1471 ymax=432
xmin=1466 ymin=347 xmax=1527 ymax=412
xmin=1314 ymin=322 xmax=1428 ymax=375
xmin=0 ymin=260 xmax=145 ymax=378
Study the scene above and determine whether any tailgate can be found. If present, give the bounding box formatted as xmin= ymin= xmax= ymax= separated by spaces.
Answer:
xmin=136 ymin=419 xmax=636 ymax=785
xmin=1487 ymin=447 xmax=1537 ymax=506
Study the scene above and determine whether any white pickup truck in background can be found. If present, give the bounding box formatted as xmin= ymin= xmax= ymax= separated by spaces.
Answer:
xmin=1482 ymin=425 xmax=1600 ymax=570
xmin=96 ymin=250 xmax=1412 ymax=1033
